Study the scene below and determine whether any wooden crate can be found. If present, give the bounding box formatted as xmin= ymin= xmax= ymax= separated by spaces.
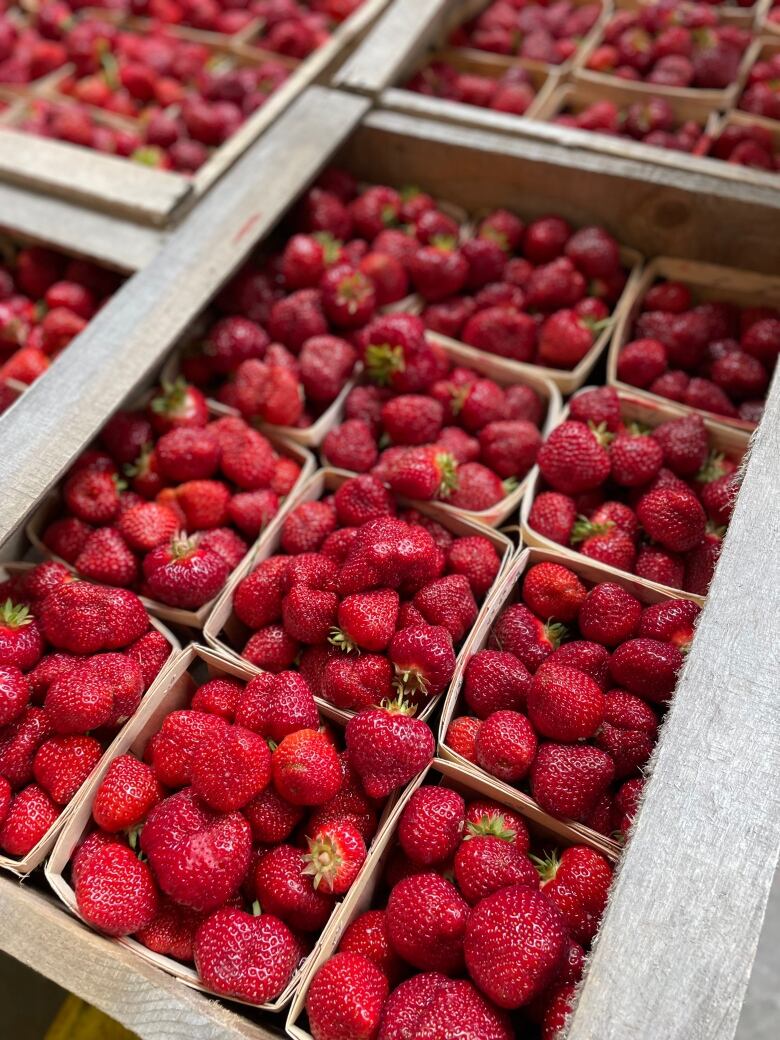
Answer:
xmin=607 ymin=256 xmax=780 ymax=433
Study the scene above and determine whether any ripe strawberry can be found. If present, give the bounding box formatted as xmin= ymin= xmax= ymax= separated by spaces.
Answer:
xmin=303 ymin=818 xmax=366 ymax=894
xmin=93 ymin=754 xmax=162 ymax=832
xmin=609 ymin=432 xmax=663 ymax=488
xmin=700 ymin=474 xmax=737 ymax=526
xmin=135 ymin=899 xmax=206 ymax=963
xmin=568 ymin=387 xmax=621 ymax=432
xmin=385 ymin=446 xmax=458 ymax=502
xmin=330 ymin=589 xmax=399 ymax=653
xmin=15 ymin=562 xmax=72 ymax=605
xmin=590 ymin=500 xmax=640 ymax=541
xmin=148 ymin=379 xmax=208 ymax=432
xmin=463 ymin=650 xmax=531 ymax=719
xmin=0 ymin=602 xmax=43 ymax=671
xmin=0 ymin=782 xmax=60 ymax=855
xmin=252 ymin=843 xmax=335 ymax=932
xmin=0 ymin=777 xmax=9 ymax=829
xmin=617 ymin=339 xmax=668 ymax=388
xmin=570 ymin=519 xmax=638 ymax=572
xmin=458 ymin=379 xmax=509 ymax=433
xmin=44 ymin=653 xmax=142 ymax=734
xmin=382 ymin=394 xmax=445 ymax=446
xmin=0 ymin=666 xmax=30 ymax=727
xmin=475 ymin=709 xmax=538 ymax=781
xmin=538 ymin=309 xmax=600 ymax=368
xmin=243 ymin=786 xmax=303 ymax=845
xmin=346 ymin=699 xmax=435 ymax=798
xmin=272 ymin=728 xmax=342 ymax=806
xmin=522 ymin=562 xmax=587 ymax=623
xmin=361 ymin=314 xmax=438 ymax=393
xmin=233 ymin=556 xmax=288 ymax=629
xmin=38 ymin=582 xmax=148 ymax=654
xmin=530 ymin=743 xmax=615 ymax=820
xmin=379 ymin=972 xmax=511 ymax=1040
xmin=194 ymin=907 xmax=298 ymax=1004
xmin=609 ymin=638 xmax=683 ymax=703
xmin=236 ymin=671 xmax=318 ymax=742
xmin=528 ymin=492 xmax=577 ymax=546
xmin=447 ymin=462 xmax=505 ymax=511
xmin=197 ymin=528 xmax=248 ymax=570
xmin=141 ymin=788 xmax=252 ymax=912
xmin=243 ymin=625 xmax=299 ymax=672
xmin=536 ymin=845 xmax=613 ymax=945
xmin=478 ymin=420 xmax=540 ymax=480
xmin=75 ymin=528 xmax=138 ymax=587
xmin=461 ymin=306 xmax=537 ymax=363
xmin=595 ymin=689 xmax=658 ymax=777
xmin=651 ymin=414 xmax=709 ymax=477
xmin=578 ymin=582 xmax=642 ymax=646
xmin=639 ymin=598 xmax=700 ymax=649
xmin=281 ymin=500 xmax=337 ymax=554
xmin=464 ymin=884 xmax=567 ymax=1009
xmin=271 ymin=457 xmax=302 ymax=497
xmin=148 ymin=710 xmax=227 ymax=788
xmin=320 ymin=653 xmax=393 ymax=712
xmin=398 ymin=785 xmax=465 ymax=866
xmin=412 ymin=575 xmax=476 ymax=642
xmin=537 ymin=422 xmax=611 ymax=494
xmin=306 ymin=952 xmax=389 ymax=1040
xmin=323 ymin=419 xmax=378 ymax=472
xmin=489 ymin=603 xmax=565 ymax=673
xmin=115 ymin=501 xmax=179 ymax=553
xmin=144 ymin=539 xmax=229 ymax=609
xmin=613 ymin=777 xmax=644 ymax=837
xmin=282 ymin=585 xmax=339 ymax=644
xmin=545 ymin=640 xmax=610 ymax=689
xmin=446 ymin=535 xmax=501 ymax=598
xmin=455 ymin=834 xmax=538 ymax=905
xmin=333 ymin=474 xmax=395 ymax=528
xmin=0 ymin=706 xmax=52 ymax=790
xmin=32 ymin=735 xmax=101 ymax=806
xmin=387 ymin=624 xmax=456 ymax=700
xmin=63 ymin=468 xmax=121 ymax=524
xmin=189 ymin=723 xmax=271 ymax=813
xmin=637 ymin=488 xmax=705 ymax=553
xmin=42 ymin=517 xmax=93 ymax=564
xmin=527 ymin=665 xmax=606 ymax=742
xmin=74 ymin=839 xmax=158 ymax=936
xmin=683 ymin=529 xmax=722 ymax=596
xmin=338 ymin=910 xmax=402 ymax=984
xmin=386 ymin=872 xmax=469 ymax=973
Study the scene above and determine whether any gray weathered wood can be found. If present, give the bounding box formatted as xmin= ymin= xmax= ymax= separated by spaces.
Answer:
xmin=566 ymin=368 xmax=780 ymax=1040
xmin=735 ymin=868 xmax=780 ymax=1040
xmin=0 ymin=879 xmax=279 ymax=1040
xmin=0 ymin=181 xmax=163 ymax=272
xmin=0 ymin=87 xmax=370 ymax=550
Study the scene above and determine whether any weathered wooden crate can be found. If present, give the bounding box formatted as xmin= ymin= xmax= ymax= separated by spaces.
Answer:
xmin=0 ymin=87 xmax=777 ymax=1040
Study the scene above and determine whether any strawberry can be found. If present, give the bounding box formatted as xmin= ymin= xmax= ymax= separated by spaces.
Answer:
xmin=463 ymin=650 xmax=531 ymax=719
xmin=609 ymin=638 xmax=683 ymax=703
xmin=525 ymin=257 xmax=585 ymax=312
xmin=244 ymin=787 xmax=303 ymax=844
xmin=635 ymin=546 xmax=685 ymax=588
xmin=566 ymin=226 xmax=620 ymax=278
xmin=637 ymin=487 xmax=705 ymax=553
xmin=153 ymin=426 xmax=220 ymax=483
xmin=38 ymin=582 xmax=148 ymax=654
xmin=75 ymin=528 xmax=138 ymax=587
xmin=639 ymin=598 xmax=700 ymax=649
xmin=684 ymin=529 xmax=722 ymax=595
xmin=346 ymin=699 xmax=435 ymax=798
xmin=568 ymin=388 xmax=621 ymax=433
xmin=464 ymin=884 xmax=567 ymax=1008
xmin=43 ymin=517 xmax=93 ymax=564
xmin=609 ymin=432 xmax=663 ymax=488
xmin=0 ymin=666 xmax=30 ymax=727
xmin=489 ymin=603 xmax=565 ymax=673
xmin=197 ymin=528 xmax=248 ymax=570
xmin=32 ymin=735 xmax=101 ymax=805
xmin=144 ymin=538 xmax=229 ymax=608
xmin=148 ymin=710 xmax=228 ymax=788
xmin=527 ymin=665 xmax=606 ymax=742
xmin=92 ymin=754 xmax=162 ymax=832
xmin=244 ymin=625 xmax=299 ymax=671
xmin=115 ymin=502 xmax=179 ymax=553
xmin=141 ymin=788 xmax=252 ymax=912
xmin=590 ymin=501 xmax=640 ymax=541
xmin=475 ymin=709 xmax=538 ymax=781
xmin=382 ymin=395 xmax=444 ymax=446
xmin=361 ymin=314 xmax=437 ymax=393
xmin=398 ymin=785 xmax=465 ymax=866
xmin=282 ymin=585 xmax=339 ymax=644
xmin=478 ymin=420 xmax=540 ymax=480
xmin=613 ymin=777 xmax=644 ymax=837
xmin=74 ymin=839 xmax=158 ymax=936
xmin=536 ymin=844 xmax=613 ymax=945
xmin=235 ymin=671 xmax=318 ymax=742
xmin=741 ymin=317 xmax=780 ymax=367
xmin=385 ymin=446 xmax=458 ymax=501
xmin=303 ymin=818 xmax=366 ymax=894
xmin=0 ymin=706 xmax=52 ymax=789
xmin=135 ymin=900 xmax=206 ymax=963
xmin=522 ymin=562 xmax=587 ymax=623
xmin=464 ymin=799 xmax=531 ymax=854
xmin=462 ymin=306 xmax=537 ymax=363
xmin=306 ymin=952 xmax=389 ymax=1040
xmin=458 ymin=379 xmax=509 ymax=433
xmin=537 ymin=422 xmax=611 ymax=494
xmin=0 ymin=777 xmax=9 ymax=829
xmin=272 ymin=728 xmax=342 ymax=806
xmin=63 ymin=467 xmax=121 ymax=524
xmin=148 ymin=379 xmax=208 ymax=433
xmin=446 ymin=535 xmax=501 ymax=598
xmin=252 ymin=843 xmax=335 ymax=931
xmin=0 ymin=602 xmax=43 ymax=671
xmin=448 ymin=462 xmax=506 ymax=511
xmin=233 ymin=556 xmax=289 ymax=629
xmin=617 ymin=338 xmax=668 ymax=388
xmin=338 ymin=910 xmax=402 ymax=984
xmin=381 ymin=973 xmax=512 ymax=1039
xmin=298 ymin=335 xmax=357 ymax=404
xmin=651 ymin=414 xmax=709 ymax=477
xmin=330 ymin=589 xmax=399 ymax=653
xmin=281 ymin=500 xmax=337 ymax=554
xmin=595 ymin=689 xmax=658 ymax=777
xmin=455 ymin=834 xmax=538 ymax=905
xmin=386 ymin=872 xmax=469 ymax=973
xmin=700 ymin=474 xmax=737 ymax=526
xmin=189 ymin=723 xmax=271 ymax=813
xmin=321 ymin=265 xmax=377 ymax=329
xmin=578 ymin=582 xmax=642 ymax=647
xmin=538 ymin=309 xmax=600 ymax=369
xmin=0 ymin=783 xmax=60 ymax=855
xmin=570 ymin=519 xmax=638 ymax=572
xmin=320 ymin=654 xmax=391 ymax=713
xmin=412 ymin=575 xmax=476 ymax=642
xmin=194 ymin=907 xmax=298 ymax=1004
xmin=334 ymin=474 xmax=395 ymax=527
xmin=281 ymin=233 xmax=339 ymax=289
xmin=360 ymin=251 xmax=409 ymax=305
xmin=530 ymin=743 xmax=615 ymax=820
xmin=44 ymin=653 xmax=142 ymax=734
xmin=528 ymin=492 xmax=577 ymax=546
xmin=388 ymin=624 xmax=456 ymax=700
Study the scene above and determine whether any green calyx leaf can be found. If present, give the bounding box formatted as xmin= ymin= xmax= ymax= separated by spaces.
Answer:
xmin=695 ymin=450 xmax=727 ymax=485
xmin=502 ymin=476 xmax=520 ymax=497
xmin=150 ymin=378 xmax=188 ymax=416
xmin=313 ymin=232 xmax=343 ymax=265
xmin=328 ymin=627 xmax=359 ymax=654
xmin=251 ymin=899 xmax=262 ymax=917
xmin=435 ymin=452 xmax=459 ymax=500
xmin=465 ymin=813 xmax=516 ymax=844
xmin=124 ymin=442 xmax=154 ymax=478
xmin=430 ymin=234 xmax=457 ymax=252
xmin=545 ymin=621 xmax=568 ymax=650
xmin=0 ymin=599 xmax=31 ymax=629
xmin=364 ymin=343 xmax=405 ymax=386
xmin=382 ymin=689 xmax=420 ymax=715
xmin=530 ymin=849 xmax=561 ymax=884
xmin=302 ymin=833 xmax=342 ymax=891
xmin=587 ymin=420 xmax=615 ymax=448
xmin=570 ymin=515 xmax=614 ymax=545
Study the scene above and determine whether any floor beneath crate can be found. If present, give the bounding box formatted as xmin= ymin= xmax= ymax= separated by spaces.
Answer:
xmin=2 ymin=872 xmax=778 ymax=1038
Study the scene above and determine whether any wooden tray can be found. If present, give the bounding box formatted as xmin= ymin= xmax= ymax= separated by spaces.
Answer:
xmin=519 ymin=387 xmax=750 ymax=601
xmin=0 ymin=563 xmax=180 ymax=877
xmin=202 ymin=466 xmax=515 ymax=723
xmin=607 ymin=256 xmax=780 ymax=432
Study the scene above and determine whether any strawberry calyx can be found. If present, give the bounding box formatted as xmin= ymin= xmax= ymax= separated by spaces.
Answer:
xmin=447 ymin=384 xmax=471 ymax=417
xmin=150 ymin=378 xmax=188 ymax=417
xmin=302 ymin=832 xmax=347 ymax=891
xmin=587 ymin=420 xmax=615 ymax=448
xmin=251 ymin=899 xmax=262 ymax=916
xmin=530 ymin=850 xmax=560 ymax=885
xmin=381 ymin=204 xmax=399 ymax=228
xmin=124 ymin=442 xmax=155 ymax=478
xmin=502 ymin=477 xmax=520 ymax=497
xmin=430 ymin=234 xmax=458 ymax=252
xmin=435 ymin=452 xmax=459 ymax=500
xmin=0 ymin=599 xmax=32 ymax=629
xmin=99 ymin=49 xmax=120 ymax=90
xmin=132 ymin=146 xmax=166 ymax=168
xmin=328 ymin=626 xmax=359 ymax=654
xmin=465 ymin=812 xmax=517 ymax=844
xmin=168 ymin=534 xmax=197 ymax=561
xmin=312 ymin=231 xmax=343 ymax=265
xmin=571 ymin=515 xmax=614 ymax=545
xmin=336 ymin=272 xmax=373 ymax=314
xmin=380 ymin=692 xmax=418 ymax=716
xmin=364 ymin=343 xmax=405 ymax=386
xmin=478 ymin=225 xmax=510 ymax=252
xmin=111 ymin=472 xmax=128 ymax=494
xmin=695 ymin=451 xmax=727 ymax=485
xmin=626 ymin=420 xmax=652 ymax=436
xmin=544 ymin=621 xmax=567 ymax=649
xmin=580 ymin=316 xmax=612 ymax=335
xmin=400 ymin=184 xmax=423 ymax=202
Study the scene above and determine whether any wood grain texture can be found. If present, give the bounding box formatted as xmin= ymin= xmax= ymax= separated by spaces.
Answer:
xmin=566 ymin=367 xmax=780 ymax=1040
xmin=735 ymin=868 xmax=780 ymax=1040
xmin=0 ymin=87 xmax=370 ymax=550
xmin=0 ymin=181 xmax=163 ymax=272
xmin=0 ymin=880 xmax=280 ymax=1040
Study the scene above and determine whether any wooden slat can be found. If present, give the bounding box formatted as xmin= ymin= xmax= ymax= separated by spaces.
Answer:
xmin=0 ymin=880 xmax=278 ymax=1040
xmin=566 ymin=368 xmax=780 ymax=1040
xmin=0 ymin=180 xmax=162 ymax=272
xmin=0 ymin=132 xmax=192 ymax=227
xmin=0 ymin=87 xmax=370 ymax=550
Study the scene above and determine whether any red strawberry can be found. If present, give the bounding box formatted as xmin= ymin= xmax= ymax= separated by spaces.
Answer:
xmin=197 ymin=528 xmax=248 ymax=570
xmin=522 ymin=562 xmax=587 ymax=623
xmin=530 ymin=743 xmax=615 ymax=820
xmin=639 ymin=598 xmax=700 ymax=649
xmin=594 ymin=689 xmax=658 ymax=777
xmin=478 ymin=420 xmax=540 ymax=479
xmin=306 ymin=952 xmax=389 ymax=1040
xmin=233 ymin=556 xmax=288 ymax=629
xmin=144 ymin=539 xmax=229 ymax=609
xmin=448 ymin=462 xmax=506 ymax=511
xmin=38 ymin=582 xmax=148 ymax=654
xmin=174 ymin=480 xmax=231 ymax=531
xmin=386 ymin=872 xmax=469 ymax=973
xmin=272 ymin=728 xmax=342 ymax=806
xmin=252 ymin=843 xmax=334 ymax=931
xmin=148 ymin=379 xmax=208 ymax=432
xmin=617 ymin=339 xmax=668 ymax=388
xmin=281 ymin=500 xmax=337 ymax=554
xmin=382 ymin=394 xmax=444 ymax=446
xmin=321 ymin=265 xmax=377 ymax=329
xmin=321 ymin=653 xmax=393 ymax=712
xmin=388 ymin=624 xmax=456 ymax=700
xmin=194 ymin=907 xmax=298 ymax=1004
xmin=544 ymin=640 xmax=610 ymax=689
xmin=338 ymin=910 xmax=402 ymax=984
xmin=700 ymin=474 xmax=737 ymax=526
xmin=458 ymin=379 xmax=509 ymax=433
xmin=190 ymin=723 xmax=271 ymax=812
xmin=346 ymin=699 xmax=435 ymax=798
xmin=578 ymin=582 xmax=642 ymax=647
xmin=528 ymin=492 xmax=577 ymax=546
xmin=398 ymin=785 xmax=465 ymax=866
xmin=282 ymin=585 xmax=339 ymax=644
xmin=683 ymin=529 xmax=722 ymax=596
xmin=463 ymin=650 xmax=531 ymax=719
xmin=361 ymin=314 xmax=437 ymax=393
xmin=0 ymin=707 xmax=53 ymax=790
xmin=475 ymin=709 xmax=537 ymax=781
xmin=116 ymin=502 xmax=179 ymax=553
xmin=303 ymin=818 xmax=366 ymax=894
xmin=651 ymin=414 xmax=709 ymax=477
xmin=148 ymin=710 xmax=228 ymax=788
xmin=446 ymin=535 xmax=501 ymax=598
xmin=330 ymin=589 xmax=399 ymax=653
xmin=44 ymin=654 xmax=142 ymax=734
xmin=455 ymin=834 xmax=538 ymax=905
xmin=135 ymin=899 xmax=206 ymax=963
xmin=75 ymin=528 xmax=138 ymax=587
xmin=32 ymin=735 xmax=101 ymax=805
xmin=378 ymin=973 xmax=512 ymax=1040
xmin=537 ymin=422 xmax=611 ymax=494
xmin=323 ymin=420 xmax=378 ymax=472
xmin=570 ymin=519 xmax=638 ymax=572
xmin=609 ymin=432 xmax=663 ymax=488
xmin=243 ymin=625 xmax=299 ymax=672
xmin=464 ymin=884 xmax=567 ymax=1008
xmin=43 ymin=517 xmax=93 ymax=563
xmin=63 ymin=467 xmax=121 ymax=524
xmin=569 ymin=387 xmax=621 ymax=432
xmin=462 ymin=306 xmax=537 ymax=363
xmin=527 ymin=665 xmax=606 ymax=741
xmin=386 ymin=446 xmax=458 ymax=501
xmin=591 ymin=501 xmax=640 ymax=541
xmin=536 ymin=844 xmax=613 ymax=945
xmin=74 ymin=839 xmax=158 ymax=936
xmin=489 ymin=603 xmax=565 ymax=673
xmin=360 ymin=251 xmax=409 ymax=305
xmin=0 ymin=602 xmax=43 ymax=671
xmin=0 ymin=666 xmax=30 ymax=727
xmin=141 ymin=788 xmax=252 ymax=911
xmin=236 ymin=671 xmax=318 ymax=742
xmin=334 ymin=474 xmax=395 ymax=527
xmin=609 ymin=638 xmax=683 ymax=703
xmin=538 ymin=309 xmax=600 ymax=369
xmin=244 ymin=787 xmax=303 ymax=844
xmin=93 ymin=754 xmax=163 ymax=831
xmin=637 ymin=488 xmax=705 ymax=553
xmin=613 ymin=777 xmax=644 ymax=837
xmin=412 ymin=575 xmax=476 ymax=642
xmin=0 ymin=782 xmax=60 ymax=855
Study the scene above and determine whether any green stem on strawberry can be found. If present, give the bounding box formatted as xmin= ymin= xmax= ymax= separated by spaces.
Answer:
xmin=328 ymin=627 xmax=360 ymax=654
xmin=364 ymin=343 xmax=405 ymax=386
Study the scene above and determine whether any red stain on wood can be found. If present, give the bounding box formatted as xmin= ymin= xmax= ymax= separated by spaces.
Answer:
xmin=233 ymin=212 xmax=263 ymax=243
